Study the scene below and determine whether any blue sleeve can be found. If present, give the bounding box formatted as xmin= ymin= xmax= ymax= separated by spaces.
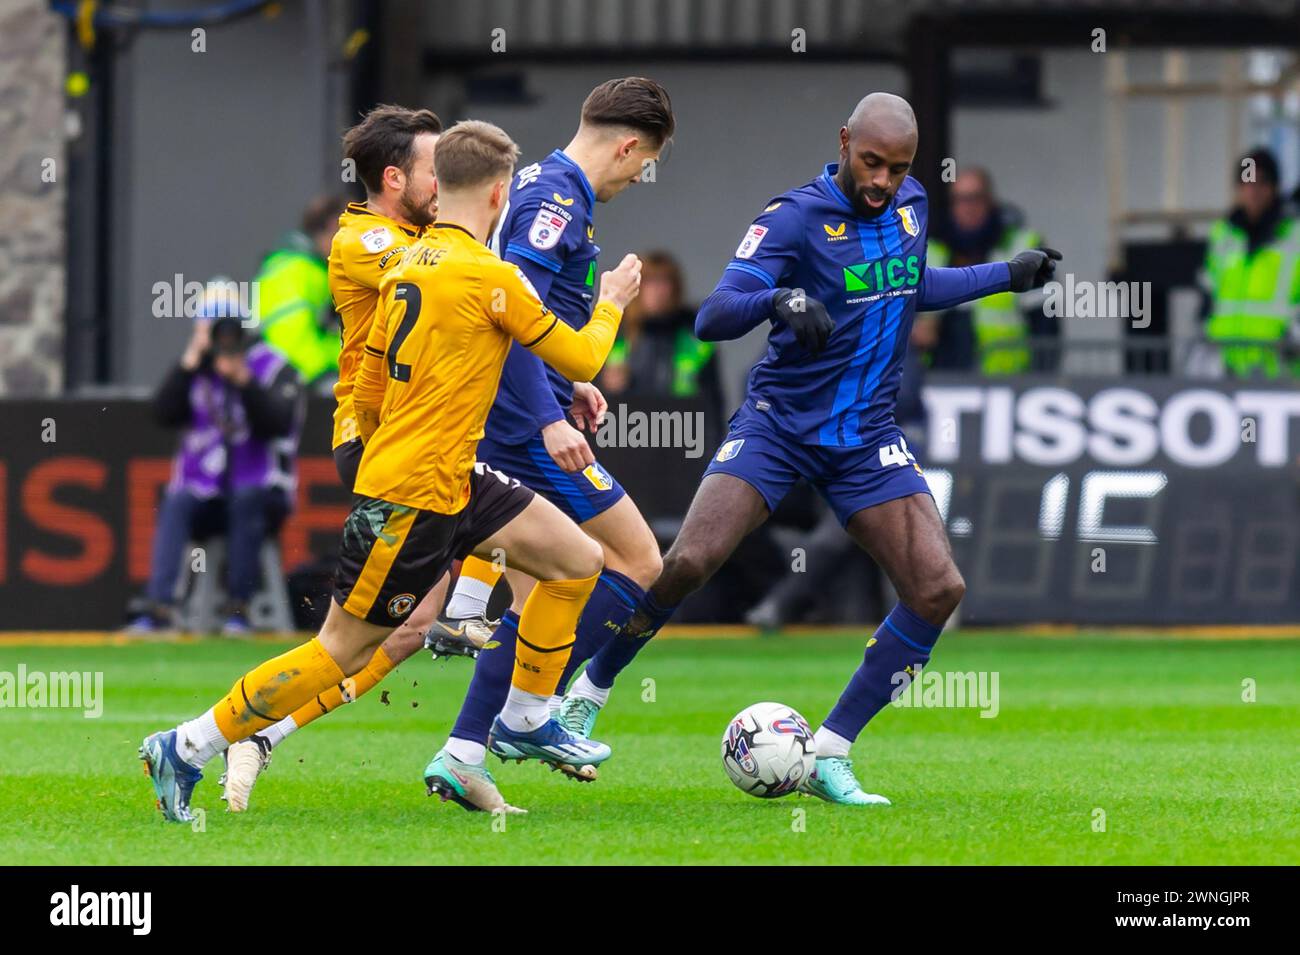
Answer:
xmin=696 ymin=198 xmax=801 ymax=340
xmin=720 ymin=198 xmax=803 ymax=290
xmin=499 ymin=248 xmax=566 ymax=431
xmin=696 ymin=269 xmax=778 ymax=342
xmin=499 ymin=187 xmax=585 ymax=278
xmin=917 ymin=262 xmax=1011 ymax=311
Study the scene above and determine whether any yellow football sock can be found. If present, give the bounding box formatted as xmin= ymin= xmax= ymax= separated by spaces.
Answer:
xmin=284 ymin=645 xmax=396 ymax=731
xmin=512 ymin=572 xmax=599 ymax=696
xmin=213 ymin=637 xmax=346 ymax=743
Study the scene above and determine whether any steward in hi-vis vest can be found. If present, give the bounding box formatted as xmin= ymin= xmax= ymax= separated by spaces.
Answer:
xmin=921 ymin=167 xmax=1048 ymax=375
xmin=1201 ymin=148 xmax=1300 ymax=379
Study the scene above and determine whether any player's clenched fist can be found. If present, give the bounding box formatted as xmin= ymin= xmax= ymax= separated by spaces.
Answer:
xmin=541 ymin=418 xmax=596 ymax=473
xmin=599 ymin=253 xmax=642 ymax=310
xmin=773 ymin=287 xmax=835 ymax=356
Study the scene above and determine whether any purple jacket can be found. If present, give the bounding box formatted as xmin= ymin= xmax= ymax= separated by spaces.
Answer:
xmin=158 ymin=343 xmax=305 ymax=502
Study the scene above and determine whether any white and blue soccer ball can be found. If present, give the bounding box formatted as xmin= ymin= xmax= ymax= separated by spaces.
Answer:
xmin=721 ymin=701 xmax=815 ymax=798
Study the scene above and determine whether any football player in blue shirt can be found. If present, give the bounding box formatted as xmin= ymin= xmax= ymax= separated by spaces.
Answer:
xmin=424 ymin=78 xmax=675 ymax=812
xmin=581 ymin=92 xmax=1060 ymax=805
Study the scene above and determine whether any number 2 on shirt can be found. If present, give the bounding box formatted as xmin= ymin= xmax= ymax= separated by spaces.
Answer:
xmin=387 ymin=282 xmax=421 ymax=382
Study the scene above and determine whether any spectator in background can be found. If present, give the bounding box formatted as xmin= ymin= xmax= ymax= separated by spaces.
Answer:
xmin=599 ymin=251 xmax=724 ymax=418
xmin=919 ymin=167 xmax=1054 ymax=374
xmin=129 ymin=307 xmax=305 ymax=634
xmin=254 ymin=194 xmax=350 ymax=389
xmin=1201 ymin=148 xmax=1300 ymax=378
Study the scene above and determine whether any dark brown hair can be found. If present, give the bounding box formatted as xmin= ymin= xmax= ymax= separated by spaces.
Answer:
xmin=640 ymin=250 xmax=684 ymax=305
xmin=342 ymin=104 xmax=443 ymax=195
xmin=301 ymin=194 xmax=350 ymax=236
xmin=434 ymin=120 xmax=521 ymax=190
xmin=581 ymin=77 xmax=675 ymax=146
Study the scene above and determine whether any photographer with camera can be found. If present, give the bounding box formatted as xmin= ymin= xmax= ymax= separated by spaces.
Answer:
xmin=129 ymin=304 xmax=305 ymax=634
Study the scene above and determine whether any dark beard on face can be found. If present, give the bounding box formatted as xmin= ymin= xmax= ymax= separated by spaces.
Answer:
xmin=401 ymin=190 xmax=435 ymax=228
xmin=836 ymin=167 xmax=890 ymax=220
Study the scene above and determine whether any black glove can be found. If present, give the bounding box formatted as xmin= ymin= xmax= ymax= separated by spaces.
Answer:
xmin=1007 ymin=247 xmax=1063 ymax=292
xmin=773 ymin=287 xmax=835 ymax=356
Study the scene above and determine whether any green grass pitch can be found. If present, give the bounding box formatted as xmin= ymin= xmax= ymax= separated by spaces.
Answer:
xmin=1 ymin=631 xmax=1296 ymax=865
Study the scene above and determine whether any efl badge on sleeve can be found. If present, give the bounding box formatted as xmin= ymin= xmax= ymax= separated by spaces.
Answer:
xmin=529 ymin=209 xmax=568 ymax=250
xmin=360 ymin=226 xmax=394 ymax=253
xmin=735 ymin=225 xmax=768 ymax=259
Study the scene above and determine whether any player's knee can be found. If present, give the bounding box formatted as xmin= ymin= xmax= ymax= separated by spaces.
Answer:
xmin=559 ymin=534 xmax=605 ymax=581
xmin=662 ymin=541 xmax=718 ymax=593
xmin=333 ymin=641 xmax=379 ymax=676
xmin=598 ymin=520 xmax=663 ymax=588
xmin=940 ymin=571 xmax=966 ymax=616
xmin=909 ymin=567 xmax=965 ymax=622
xmin=619 ymin=545 xmax=662 ymax=590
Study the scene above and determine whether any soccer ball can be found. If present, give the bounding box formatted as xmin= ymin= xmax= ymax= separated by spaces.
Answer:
xmin=721 ymin=701 xmax=816 ymax=798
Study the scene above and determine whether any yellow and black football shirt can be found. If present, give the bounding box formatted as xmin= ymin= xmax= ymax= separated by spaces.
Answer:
xmin=351 ymin=221 xmax=623 ymax=515
xmin=327 ymin=202 xmax=422 ymax=448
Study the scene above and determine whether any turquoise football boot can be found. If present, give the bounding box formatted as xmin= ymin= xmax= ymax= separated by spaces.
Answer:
xmin=424 ymin=749 xmax=524 ymax=813
xmin=800 ymin=756 xmax=891 ymax=806
xmin=557 ymin=693 xmax=602 ymax=739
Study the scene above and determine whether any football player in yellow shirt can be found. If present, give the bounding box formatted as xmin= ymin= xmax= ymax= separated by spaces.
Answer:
xmin=220 ymin=105 xmax=478 ymax=812
xmin=141 ymin=119 xmax=641 ymax=819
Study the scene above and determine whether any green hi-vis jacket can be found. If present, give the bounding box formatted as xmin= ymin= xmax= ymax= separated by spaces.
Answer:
xmin=608 ymin=326 xmax=715 ymax=398
xmin=928 ymin=225 xmax=1040 ymax=376
xmin=254 ymin=231 xmax=338 ymax=385
xmin=1203 ymin=216 xmax=1300 ymax=378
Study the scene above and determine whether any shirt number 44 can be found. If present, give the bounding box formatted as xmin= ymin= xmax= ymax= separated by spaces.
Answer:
xmin=878 ymin=437 xmax=924 ymax=475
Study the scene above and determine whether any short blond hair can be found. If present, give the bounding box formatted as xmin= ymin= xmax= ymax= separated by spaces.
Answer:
xmin=434 ymin=120 xmax=520 ymax=190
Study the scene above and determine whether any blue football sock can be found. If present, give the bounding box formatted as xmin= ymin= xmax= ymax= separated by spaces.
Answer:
xmin=556 ymin=569 xmax=645 ymax=693
xmin=449 ymin=610 xmax=519 ymax=747
xmin=584 ymin=590 xmax=677 ymax=690
xmin=821 ymin=602 xmax=943 ymax=743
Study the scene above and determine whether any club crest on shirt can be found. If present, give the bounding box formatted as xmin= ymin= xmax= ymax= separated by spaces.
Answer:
xmin=387 ymin=593 xmax=416 ymax=619
xmin=735 ymin=224 xmax=768 ymax=259
xmin=715 ymin=438 xmax=745 ymax=462
xmin=360 ymin=226 xmax=394 ymax=253
xmin=582 ymin=463 xmax=614 ymax=491
xmin=529 ymin=208 xmax=568 ymax=250
xmin=897 ymin=205 xmax=920 ymax=237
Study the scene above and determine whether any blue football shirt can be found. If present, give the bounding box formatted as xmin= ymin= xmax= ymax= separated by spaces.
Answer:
xmin=485 ymin=150 xmax=601 ymax=444
xmin=724 ymin=165 xmax=930 ymax=447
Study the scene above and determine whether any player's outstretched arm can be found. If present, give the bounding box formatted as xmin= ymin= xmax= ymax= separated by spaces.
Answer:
xmin=918 ymin=248 xmax=1062 ymax=312
xmin=497 ymin=254 xmax=640 ymax=382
